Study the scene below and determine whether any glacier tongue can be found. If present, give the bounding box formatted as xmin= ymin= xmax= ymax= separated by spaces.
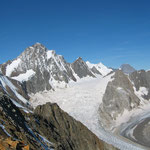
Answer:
xmin=30 ymin=73 xmax=145 ymax=150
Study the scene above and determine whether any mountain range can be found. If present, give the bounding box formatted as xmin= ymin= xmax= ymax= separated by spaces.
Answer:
xmin=0 ymin=43 xmax=150 ymax=150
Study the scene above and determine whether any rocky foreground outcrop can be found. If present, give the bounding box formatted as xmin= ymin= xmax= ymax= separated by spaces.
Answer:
xmin=0 ymin=92 xmax=117 ymax=150
xmin=0 ymin=137 xmax=29 ymax=150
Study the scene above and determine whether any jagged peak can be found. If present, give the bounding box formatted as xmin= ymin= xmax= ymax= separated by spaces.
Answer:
xmin=32 ymin=42 xmax=45 ymax=47
xmin=73 ymin=57 xmax=84 ymax=63
xmin=31 ymin=42 xmax=47 ymax=51
xmin=77 ymin=57 xmax=83 ymax=60
xmin=19 ymin=43 xmax=48 ymax=59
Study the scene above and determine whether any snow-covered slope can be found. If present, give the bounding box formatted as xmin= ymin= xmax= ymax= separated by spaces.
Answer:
xmin=30 ymin=73 xmax=145 ymax=150
xmin=0 ymin=73 xmax=31 ymax=111
xmin=86 ymin=61 xmax=112 ymax=76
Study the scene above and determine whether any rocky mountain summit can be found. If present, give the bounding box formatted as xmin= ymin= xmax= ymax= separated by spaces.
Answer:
xmin=1 ymin=43 xmax=76 ymax=93
xmin=0 ymin=43 xmax=111 ymax=94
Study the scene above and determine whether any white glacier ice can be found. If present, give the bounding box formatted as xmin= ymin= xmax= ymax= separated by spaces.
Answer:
xmin=30 ymin=73 xmax=145 ymax=150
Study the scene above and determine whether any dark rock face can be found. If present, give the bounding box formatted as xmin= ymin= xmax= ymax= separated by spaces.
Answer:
xmin=120 ymin=64 xmax=136 ymax=74
xmin=23 ymin=68 xmax=52 ymax=94
xmin=129 ymin=70 xmax=150 ymax=100
xmin=99 ymin=70 xmax=140 ymax=130
xmin=91 ymin=66 xmax=102 ymax=75
xmin=71 ymin=57 xmax=95 ymax=78
xmin=32 ymin=102 xmax=117 ymax=150
xmin=0 ymin=93 xmax=45 ymax=150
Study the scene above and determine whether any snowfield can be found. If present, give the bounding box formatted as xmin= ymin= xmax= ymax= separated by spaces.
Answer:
xmin=12 ymin=69 xmax=35 ymax=82
xmin=30 ymin=74 xmax=146 ymax=150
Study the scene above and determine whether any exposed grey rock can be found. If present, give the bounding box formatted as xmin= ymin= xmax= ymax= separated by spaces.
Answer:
xmin=71 ymin=57 xmax=95 ymax=78
xmin=91 ymin=66 xmax=102 ymax=75
xmin=129 ymin=70 xmax=150 ymax=100
xmin=99 ymin=70 xmax=140 ymax=130
xmin=120 ymin=64 xmax=136 ymax=74
xmin=1 ymin=43 xmax=77 ymax=94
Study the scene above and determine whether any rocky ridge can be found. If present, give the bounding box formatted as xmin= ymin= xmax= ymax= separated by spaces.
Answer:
xmin=99 ymin=69 xmax=150 ymax=132
xmin=0 ymin=90 xmax=117 ymax=150
xmin=0 ymin=43 xmax=111 ymax=94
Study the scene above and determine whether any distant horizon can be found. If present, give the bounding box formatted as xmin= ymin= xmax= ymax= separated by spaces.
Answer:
xmin=0 ymin=0 xmax=150 ymax=70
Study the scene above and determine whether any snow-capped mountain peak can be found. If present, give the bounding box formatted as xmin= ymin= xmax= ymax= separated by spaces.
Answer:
xmin=86 ymin=61 xmax=112 ymax=76
xmin=1 ymin=43 xmax=114 ymax=94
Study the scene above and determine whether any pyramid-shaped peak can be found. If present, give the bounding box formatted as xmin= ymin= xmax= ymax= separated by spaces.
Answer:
xmin=72 ymin=57 xmax=86 ymax=65
xmin=77 ymin=57 xmax=82 ymax=60
xmin=18 ymin=43 xmax=48 ymax=61
xmin=31 ymin=42 xmax=46 ymax=49
xmin=75 ymin=57 xmax=84 ymax=62
xmin=120 ymin=64 xmax=136 ymax=74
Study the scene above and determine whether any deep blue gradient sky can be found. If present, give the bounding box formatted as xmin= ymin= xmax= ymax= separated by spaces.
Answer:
xmin=0 ymin=0 xmax=150 ymax=69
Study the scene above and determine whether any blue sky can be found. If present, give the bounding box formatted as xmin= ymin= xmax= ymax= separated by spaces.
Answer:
xmin=0 ymin=0 xmax=150 ymax=69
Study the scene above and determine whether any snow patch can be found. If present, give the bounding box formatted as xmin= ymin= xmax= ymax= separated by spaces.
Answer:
xmin=6 ymin=58 xmax=21 ymax=77
xmin=47 ymin=50 xmax=55 ymax=60
xmin=134 ymin=87 xmax=149 ymax=99
xmin=12 ymin=69 xmax=35 ymax=82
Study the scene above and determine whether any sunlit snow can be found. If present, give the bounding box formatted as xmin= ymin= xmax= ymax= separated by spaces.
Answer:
xmin=86 ymin=61 xmax=112 ymax=76
xmin=12 ymin=69 xmax=35 ymax=82
xmin=30 ymin=74 xmax=144 ymax=150
xmin=6 ymin=58 xmax=21 ymax=77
